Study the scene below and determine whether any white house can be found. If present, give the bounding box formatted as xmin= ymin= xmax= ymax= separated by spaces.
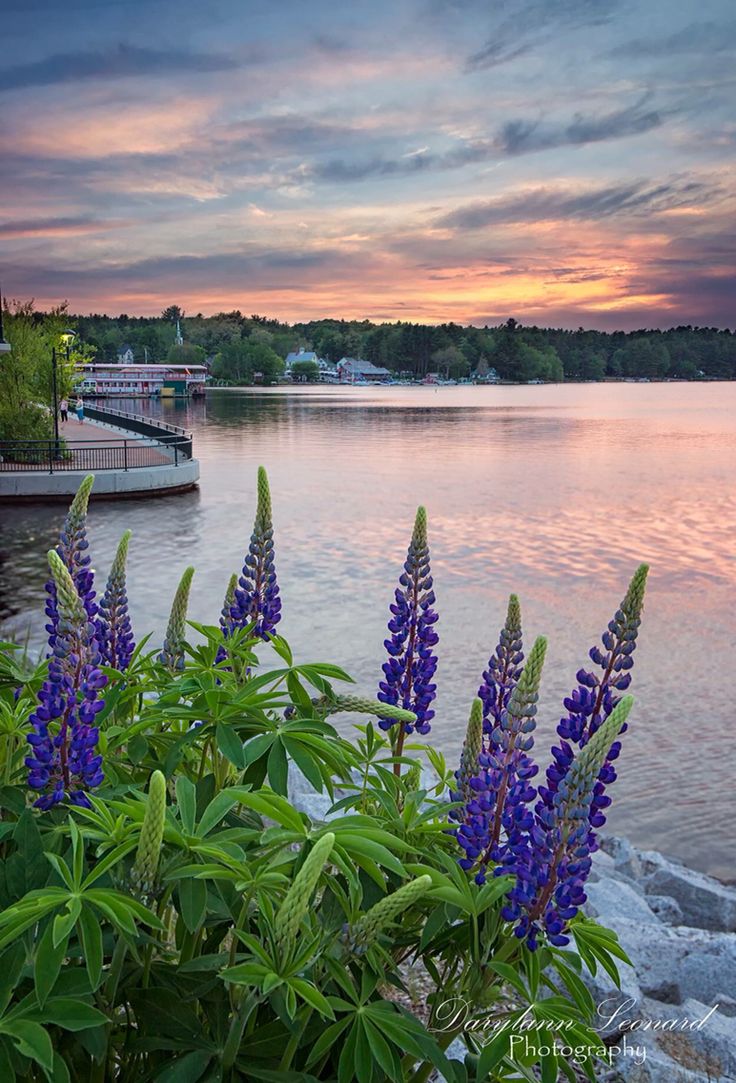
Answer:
xmin=285 ymin=348 xmax=318 ymax=371
xmin=117 ymin=343 xmax=135 ymax=364
xmin=336 ymin=357 xmax=391 ymax=383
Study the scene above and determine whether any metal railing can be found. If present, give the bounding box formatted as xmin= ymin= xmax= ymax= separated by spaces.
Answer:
xmin=0 ymin=437 xmax=186 ymax=474
xmin=83 ymin=404 xmax=193 ymax=457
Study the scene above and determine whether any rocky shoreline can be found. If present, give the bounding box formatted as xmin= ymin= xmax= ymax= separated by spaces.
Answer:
xmin=288 ymin=769 xmax=736 ymax=1083
xmin=579 ymin=836 xmax=736 ymax=1083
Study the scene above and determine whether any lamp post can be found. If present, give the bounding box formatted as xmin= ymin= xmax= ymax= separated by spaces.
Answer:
xmin=52 ymin=329 xmax=77 ymax=458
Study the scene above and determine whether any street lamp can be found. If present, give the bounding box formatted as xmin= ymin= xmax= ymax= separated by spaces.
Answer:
xmin=51 ymin=329 xmax=77 ymax=458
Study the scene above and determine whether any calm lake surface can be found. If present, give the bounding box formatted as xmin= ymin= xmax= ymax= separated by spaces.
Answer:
xmin=2 ymin=384 xmax=735 ymax=878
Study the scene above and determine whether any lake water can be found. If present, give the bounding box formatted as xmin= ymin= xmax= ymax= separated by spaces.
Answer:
xmin=2 ymin=383 xmax=735 ymax=879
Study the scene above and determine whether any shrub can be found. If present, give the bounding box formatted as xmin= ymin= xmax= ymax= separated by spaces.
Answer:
xmin=0 ymin=472 xmax=648 ymax=1082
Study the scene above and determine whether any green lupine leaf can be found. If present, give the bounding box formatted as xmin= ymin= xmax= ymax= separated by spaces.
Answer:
xmin=227 ymin=787 xmax=306 ymax=832
xmin=267 ymin=738 xmax=289 ymax=795
xmin=154 ymin=1050 xmax=212 ymax=1082
xmin=196 ymin=792 xmax=239 ymax=838
xmin=69 ymin=818 xmax=84 ymax=888
xmin=281 ymin=737 xmax=325 ymax=792
xmin=176 ymin=776 xmax=197 ymax=835
xmin=52 ymin=897 xmax=82 ymax=948
xmin=44 ymin=853 xmax=74 ymax=891
xmin=334 ymin=834 xmax=405 ymax=876
xmin=475 ymin=1028 xmax=510 ymax=1080
xmin=487 ymin=960 xmax=530 ymax=1000
xmin=78 ymin=907 xmax=103 ymax=990
xmin=0 ymin=943 xmax=26 ymax=1016
xmin=0 ymin=1040 xmax=15 ymax=1083
xmin=178 ymin=877 xmax=207 ymax=933
xmin=216 ymin=723 xmax=246 ymax=769
xmin=34 ymin=922 xmax=68 ymax=1007
xmin=338 ymin=1022 xmax=359 ymax=1083
xmin=0 ymin=1020 xmax=54 ymax=1074
xmin=51 ymin=1050 xmax=71 ymax=1083
xmin=243 ymin=733 xmax=276 ymax=766
xmin=289 ymin=979 xmax=334 ymax=1019
xmin=32 ymin=998 xmax=109 ymax=1032
xmin=552 ymin=958 xmax=596 ymax=1019
xmin=81 ymin=839 xmax=137 ymax=890
xmin=363 ymin=1018 xmax=403 ymax=1082
xmin=305 ymin=1016 xmax=351 ymax=1068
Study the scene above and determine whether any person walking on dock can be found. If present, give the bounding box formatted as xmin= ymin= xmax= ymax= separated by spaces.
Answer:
xmin=75 ymin=397 xmax=85 ymax=424
xmin=59 ymin=398 xmax=69 ymax=423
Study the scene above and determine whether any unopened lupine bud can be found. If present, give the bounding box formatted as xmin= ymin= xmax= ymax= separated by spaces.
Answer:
xmin=455 ymin=698 xmax=483 ymax=804
xmin=45 ymin=475 xmax=97 ymax=649
xmin=159 ymin=567 xmax=194 ymax=672
xmin=347 ymin=875 xmax=433 ymax=951
xmin=48 ymin=550 xmax=86 ymax=625
xmin=132 ymin=770 xmax=167 ymax=892
xmin=219 ymin=573 xmax=238 ymax=634
xmin=273 ymin=832 xmax=335 ymax=956
xmin=404 ymin=762 xmax=422 ymax=792
xmin=315 ymin=694 xmax=417 ymax=725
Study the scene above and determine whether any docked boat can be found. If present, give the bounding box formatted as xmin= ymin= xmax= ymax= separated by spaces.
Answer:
xmin=75 ymin=363 xmax=208 ymax=398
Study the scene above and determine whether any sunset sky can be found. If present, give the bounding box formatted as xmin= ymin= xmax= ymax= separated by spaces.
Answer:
xmin=3 ymin=0 xmax=735 ymax=329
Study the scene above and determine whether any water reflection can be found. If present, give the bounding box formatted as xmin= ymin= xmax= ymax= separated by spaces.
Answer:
xmin=1 ymin=384 xmax=735 ymax=878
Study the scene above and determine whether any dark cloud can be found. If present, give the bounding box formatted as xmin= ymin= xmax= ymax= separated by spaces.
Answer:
xmin=0 ymin=215 xmax=129 ymax=237
xmin=465 ymin=0 xmax=618 ymax=71
xmin=437 ymin=178 xmax=716 ymax=230
xmin=9 ymin=246 xmax=360 ymax=297
xmin=0 ymin=43 xmax=238 ymax=92
xmin=608 ymin=20 xmax=736 ymax=58
xmin=497 ymin=96 xmax=663 ymax=154
xmin=307 ymin=97 xmax=666 ymax=184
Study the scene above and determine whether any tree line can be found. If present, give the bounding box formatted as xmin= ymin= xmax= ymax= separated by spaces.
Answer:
xmin=34 ymin=305 xmax=736 ymax=384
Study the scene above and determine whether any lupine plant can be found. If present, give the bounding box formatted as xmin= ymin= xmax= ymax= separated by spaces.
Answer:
xmin=377 ymin=506 xmax=439 ymax=760
xmin=96 ymin=530 xmax=135 ymax=672
xmin=0 ymin=470 xmax=650 ymax=1083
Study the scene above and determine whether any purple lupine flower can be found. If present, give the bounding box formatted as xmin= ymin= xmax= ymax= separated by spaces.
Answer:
xmin=536 ymin=565 xmax=648 ymax=843
xmin=377 ymin=506 xmax=438 ymax=752
xmin=45 ymin=475 xmax=97 ymax=651
xmin=26 ymin=550 xmax=106 ymax=810
xmin=224 ymin=467 xmax=281 ymax=642
xmin=454 ymin=636 xmax=546 ymax=885
xmin=502 ymin=696 xmax=633 ymax=950
xmin=478 ymin=594 xmax=524 ymax=740
xmin=96 ymin=530 xmax=135 ymax=671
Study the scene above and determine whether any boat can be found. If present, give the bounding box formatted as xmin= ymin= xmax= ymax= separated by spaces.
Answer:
xmin=75 ymin=363 xmax=208 ymax=398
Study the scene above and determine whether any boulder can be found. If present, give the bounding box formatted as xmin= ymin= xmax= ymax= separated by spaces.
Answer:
xmin=599 ymin=838 xmax=736 ymax=934
xmin=646 ymin=895 xmax=684 ymax=926
xmin=640 ymin=997 xmax=736 ymax=1080
xmin=611 ymin=1025 xmax=729 ymax=1083
xmin=610 ymin=922 xmax=736 ymax=1008
xmin=641 ymin=854 xmax=736 ymax=933
xmin=287 ymin=764 xmax=337 ymax=822
xmin=585 ymin=877 xmax=661 ymax=927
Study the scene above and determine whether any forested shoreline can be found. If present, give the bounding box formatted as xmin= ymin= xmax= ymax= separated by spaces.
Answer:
xmin=51 ymin=304 xmax=736 ymax=382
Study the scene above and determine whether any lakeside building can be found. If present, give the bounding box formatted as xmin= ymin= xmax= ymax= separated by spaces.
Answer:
xmin=116 ymin=344 xmax=135 ymax=364
xmin=285 ymin=349 xmax=339 ymax=382
xmin=337 ymin=357 xmax=391 ymax=383
xmin=76 ymin=363 xmax=207 ymax=398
